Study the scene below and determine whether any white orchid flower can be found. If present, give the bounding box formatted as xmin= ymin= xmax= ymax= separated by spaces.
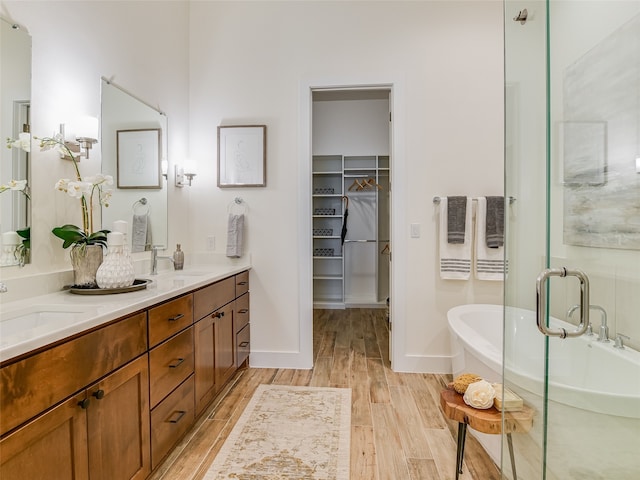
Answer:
xmin=65 ymin=181 xmax=92 ymax=199
xmin=1 ymin=179 xmax=28 ymax=192
xmin=85 ymin=173 xmax=114 ymax=186
xmin=55 ymin=178 xmax=71 ymax=192
xmin=6 ymin=133 xmax=31 ymax=152
xmin=100 ymin=188 xmax=113 ymax=207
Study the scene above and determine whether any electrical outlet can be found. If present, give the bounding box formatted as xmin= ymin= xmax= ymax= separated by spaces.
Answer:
xmin=206 ymin=236 xmax=215 ymax=251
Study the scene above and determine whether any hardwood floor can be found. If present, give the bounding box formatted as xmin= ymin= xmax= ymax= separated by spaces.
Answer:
xmin=149 ymin=308 xmax=501 ymax=479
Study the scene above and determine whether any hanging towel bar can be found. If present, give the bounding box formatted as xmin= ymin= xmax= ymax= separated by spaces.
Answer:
xmin=433 ymin=196 xmax=516 ymax=205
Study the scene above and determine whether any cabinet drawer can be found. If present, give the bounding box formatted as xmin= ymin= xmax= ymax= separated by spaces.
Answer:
xmin=235 ymin=292 xmax=250 ymax=333
xmin=193 ymin=277 xmax=235 ymax=320
xmin=148 ymin=294 xmax=193 ymax=348
xmin=236 ymin=323 xmax=250 ymax=367
xmin=149 ymin=327 xmax=194 ymax=408
xmin=150 ymin=375 xmax=195 ymax=469
xmin=1 ymin=312 xmax=147 ymax=436
xmin=235 ymin=270 xmax=249 ymax=297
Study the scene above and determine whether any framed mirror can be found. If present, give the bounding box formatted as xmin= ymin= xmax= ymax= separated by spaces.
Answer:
xmin=100 ymin=78 xmax=168 ymax=251
xmin=1 ymin=18 xmax=31 ymax=267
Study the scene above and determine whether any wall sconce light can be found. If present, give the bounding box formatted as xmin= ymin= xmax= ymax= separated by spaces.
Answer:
xmin=175 ymin=162 xmax=196 ymax=187
xmin=59 ymin=116 xmax=99 ymax=160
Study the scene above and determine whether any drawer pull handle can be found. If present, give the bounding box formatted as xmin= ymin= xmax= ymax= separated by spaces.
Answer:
xmin=168 ymin=410 xmax=187 ymax=424
xmin=78 ymin=398 xmax=90 ymax=409
xmin=237 ymin=281 xmax=248 ymax=286
xmin=92 ymin=389 xmax=105 ymax=400
xmin=212 ymin=311 xmax=225 ymax=319
xmin=239 ymin=341 xmax=249 ymax=347
xmin=238 ymin=309 xmax=249 ymax=314
xmin=169 ymin=358 xmax=185 ymax=368
xmin=168 ymin=313 xmax=184 ymax=322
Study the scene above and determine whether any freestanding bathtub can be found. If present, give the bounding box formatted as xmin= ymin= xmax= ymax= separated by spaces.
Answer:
xmin=447 ymin=304 xmax=640 ymax=478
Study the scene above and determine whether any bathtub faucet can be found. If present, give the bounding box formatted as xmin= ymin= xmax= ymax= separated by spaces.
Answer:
xmin=591 ymin=305 xmax=609 ymax=342
xmin=566 ymin=304 xmax=594 ymax=336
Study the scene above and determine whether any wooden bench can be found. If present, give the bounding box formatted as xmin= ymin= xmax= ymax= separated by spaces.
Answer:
xmin=440 ymin=389 xmax=534 ymax=480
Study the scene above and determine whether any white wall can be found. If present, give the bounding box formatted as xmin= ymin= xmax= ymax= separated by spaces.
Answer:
xmin=1 ymin=0 xmax=504 ymax=372
xmin=188 ymin=1 xmax=504 ymax=371
xmin=0 ymin=0 xmax=190 ymax=284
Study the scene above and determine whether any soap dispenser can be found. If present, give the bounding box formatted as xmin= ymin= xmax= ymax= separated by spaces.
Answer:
xmin=173 ymin=244 xmax=184 ymax=270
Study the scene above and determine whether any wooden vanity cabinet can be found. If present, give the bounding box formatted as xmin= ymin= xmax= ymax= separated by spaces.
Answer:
xmin=0 ymin=313 xmax=150 ymax=480
xmin=0 ymin=270 xmax=250 ymax=480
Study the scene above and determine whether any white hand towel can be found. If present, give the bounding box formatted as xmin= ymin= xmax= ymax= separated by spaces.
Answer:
xmin=439 ymin=197 xmax=472 ymax=280
xmin=475 ymin=197 xmax=507 ymax=281
xmin=226 ymin=213 xmax=244 ymax=258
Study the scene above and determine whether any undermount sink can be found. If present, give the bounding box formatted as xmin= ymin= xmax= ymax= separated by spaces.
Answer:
xmin=0 ymin=304 xmax=101 ymax=347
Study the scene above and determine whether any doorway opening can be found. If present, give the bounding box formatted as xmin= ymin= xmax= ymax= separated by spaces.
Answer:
xmin=310 ymin=87 xmax=392 ymax=359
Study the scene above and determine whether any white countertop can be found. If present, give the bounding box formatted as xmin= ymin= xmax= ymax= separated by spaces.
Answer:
xmin=0 ymin=262 xmax=250 ymax=363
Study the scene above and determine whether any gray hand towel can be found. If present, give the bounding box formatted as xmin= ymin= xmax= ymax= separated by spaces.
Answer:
xmin=485 ymin=196 xmax=504 ymax=248
xmin=226 ymin=214 xmax=244 ymax=258
xmin=132 ymin=214 xmax=150 ymax=253
xmin=447 ymin=196 xmax=467 ymax=244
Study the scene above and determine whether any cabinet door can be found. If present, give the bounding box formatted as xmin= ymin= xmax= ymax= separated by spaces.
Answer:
xmin=194 ymin=302 xmax=234 ymax=415
xmin=86 ymin=355 xmax=150 ymax=480
xmin=0 ymin=393 xmax=89 ymax=480
xmin=194 ymin=312 xmax=216 ymax=415
xmin=215 ymin=303 xmax=235 ymax=388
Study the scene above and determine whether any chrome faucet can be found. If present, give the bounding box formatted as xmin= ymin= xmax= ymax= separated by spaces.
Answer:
xmin=590 ymin=305 xmax=609 ymax=342
xmin=566 ymin=304 xmax=593 ymax=336
xmin=150 ymin=246 xmax=174 ymax=275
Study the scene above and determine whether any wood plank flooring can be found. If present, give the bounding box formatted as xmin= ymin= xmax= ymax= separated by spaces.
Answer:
xmin=149 ymin=308 xmax=501 ymax=480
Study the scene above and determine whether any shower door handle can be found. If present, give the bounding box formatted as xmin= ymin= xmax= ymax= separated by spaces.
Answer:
xmin=536 ymin=267 xmax=590 ymax=338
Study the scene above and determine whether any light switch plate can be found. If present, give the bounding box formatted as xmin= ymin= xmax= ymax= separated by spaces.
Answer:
xmin=410 ymin=223 xmax=420 ymax=238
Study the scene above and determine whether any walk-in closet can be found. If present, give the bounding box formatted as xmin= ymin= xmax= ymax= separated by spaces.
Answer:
xmin=311 ymin=89 xmax=391 ymax=309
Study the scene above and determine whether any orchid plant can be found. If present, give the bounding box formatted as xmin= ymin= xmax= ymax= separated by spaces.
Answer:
xmin=7 ymin=132 xmax=113 ymax=251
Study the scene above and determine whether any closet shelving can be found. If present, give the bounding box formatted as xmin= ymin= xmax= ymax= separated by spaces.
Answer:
xmin=312 ymin=155 xmax=344 ymax=305
xmin=313 ymin=154 xmax=390 ymax=308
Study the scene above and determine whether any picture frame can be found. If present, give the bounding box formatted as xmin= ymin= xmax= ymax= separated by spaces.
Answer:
xmin=116 ymin=128 xmax=162 ymax=189
xmin=217 ymin=125 xmax=266 ymax=187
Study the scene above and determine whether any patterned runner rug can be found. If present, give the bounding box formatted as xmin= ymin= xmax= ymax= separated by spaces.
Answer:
xmin=203 ymin=384 xmax=351 ymax=479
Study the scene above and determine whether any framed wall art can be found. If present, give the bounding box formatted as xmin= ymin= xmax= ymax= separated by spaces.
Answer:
xmin=217 ymin=125 xmax=266 ymax=187
xmin=116 ymin=128 xmax=162 ymax=189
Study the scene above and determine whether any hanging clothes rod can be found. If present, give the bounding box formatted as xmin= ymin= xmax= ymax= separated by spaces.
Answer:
xmin=432 ymin=196 xmax=516 ymax=205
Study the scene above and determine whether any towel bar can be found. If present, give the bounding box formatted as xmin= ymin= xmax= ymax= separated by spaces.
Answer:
xmin=433 ymin=196 xmax=516 ymax=205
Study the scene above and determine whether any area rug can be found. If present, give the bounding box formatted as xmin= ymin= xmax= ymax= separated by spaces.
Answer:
xmin=203 ymin=384 xmax=351 ymax=479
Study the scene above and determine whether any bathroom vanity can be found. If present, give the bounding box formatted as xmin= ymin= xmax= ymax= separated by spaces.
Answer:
xmin=0 ymin=266 xmax=250 ymax=479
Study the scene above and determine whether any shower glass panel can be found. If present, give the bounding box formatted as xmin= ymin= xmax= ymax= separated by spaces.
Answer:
xmin=503 ymin=1 xmax=640 ymax=479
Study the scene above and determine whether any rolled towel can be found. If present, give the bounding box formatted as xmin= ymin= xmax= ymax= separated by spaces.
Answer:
xmin=447 ymin=196 xmax=468 ymax=244
xmin=485 ymin=196 xmax=504 ymax=248
xmin=226 ymin=213 xmax=244 ymax=258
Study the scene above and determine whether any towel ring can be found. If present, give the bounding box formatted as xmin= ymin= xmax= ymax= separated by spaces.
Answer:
xmin=228 ymin=197 xmax=248 ymax=214
xmin=132 ymin=197 xmax=150 ymax=215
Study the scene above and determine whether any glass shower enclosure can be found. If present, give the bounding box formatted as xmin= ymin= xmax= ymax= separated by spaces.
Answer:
xmin=503 ymin=1 xmax=640 ymax=479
